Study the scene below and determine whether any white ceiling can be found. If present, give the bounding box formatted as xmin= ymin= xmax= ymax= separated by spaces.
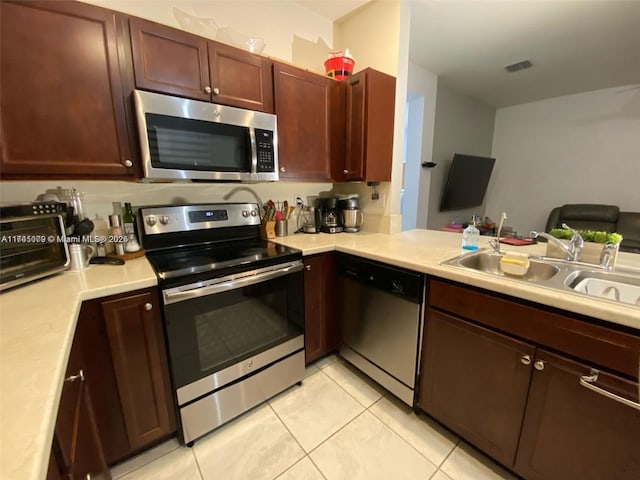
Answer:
xmin=297 ymin=0 xmax=640 ymax=109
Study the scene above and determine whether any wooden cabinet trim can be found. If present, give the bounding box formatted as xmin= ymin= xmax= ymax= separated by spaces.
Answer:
xmin=428 ymin=278 xmax=640 ymax=378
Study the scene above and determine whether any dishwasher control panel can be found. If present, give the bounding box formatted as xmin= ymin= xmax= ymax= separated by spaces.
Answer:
xmin=337 ymin=253 xmax=424 ymax=304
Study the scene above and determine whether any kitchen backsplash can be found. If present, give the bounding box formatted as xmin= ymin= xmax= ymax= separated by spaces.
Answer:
xmin=0 ymin=180 xmax=398 ymax=234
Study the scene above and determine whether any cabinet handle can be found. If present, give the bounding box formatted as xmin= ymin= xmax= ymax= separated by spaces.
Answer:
xmin=65 ymin=369 xmax=85 ymax=383
xmin=280 ymin=167 xmax=286 ymax=173
xmin=343 ymin=169 xmax=349 ymax=175
xmin=305 ymin=264 xmax=311 ymax=271
xmin=534 ymin=360 xmax=546 ymax=371
xmin=520 ymin=354 xmax=531 ymax=365
xmin=144 ymin=302 xmax=153 ymax=311
xmin=123 ymin=159 xmax=133 ymax=168
xmin=212 ymin=87 xmax=220 ymax=95
xmin=579 ymin=369 xmax=640 ymax=411
xmin=204 ymin=86 xmax=212 ymax=94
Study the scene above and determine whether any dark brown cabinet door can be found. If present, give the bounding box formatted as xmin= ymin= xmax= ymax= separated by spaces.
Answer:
xmin=129 ymin=17 xmax=211 ymax=101
xmin=304 ymin=253 xmax=338 ymax=363
xmin=417 ymin=309 xmax=535 ymax=467
xmin=273 ymin=63 xmax=334 ymax=181
xmin=341 ymin=68 xmax=395 ymax=182
xmin=0 ymin=0 xmax=135 ymax=178
xmin=515 ymin=350 xmax=640 ymax=480
xmin=129 ymin=18 xmax=274 ymax=112
xmin=51 ymin=331 xmax=111 ymax=480
xmin=101 ymin=289 xmax=176 ymax=452
xmin=76 ymin=288 xmax=176 ymax=465
xmin=209 ymin=42 xmax=274 ymax=113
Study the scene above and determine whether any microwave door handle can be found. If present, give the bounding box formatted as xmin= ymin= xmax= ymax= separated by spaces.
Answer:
xmin=163 ymin=262 xmax=303 ymax=305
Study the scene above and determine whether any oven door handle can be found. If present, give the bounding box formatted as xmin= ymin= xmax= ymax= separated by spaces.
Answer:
xmin=163 ymin=261 xmax=303 ymax=305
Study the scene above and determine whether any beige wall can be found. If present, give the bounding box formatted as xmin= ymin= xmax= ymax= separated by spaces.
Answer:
xmin=333 ymin=1 xmax=405 ymax=233
xmin=83 ymin=0 xmax=334 ymax=67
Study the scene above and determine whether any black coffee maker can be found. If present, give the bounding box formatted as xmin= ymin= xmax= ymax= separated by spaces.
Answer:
xmin=320 ymin=197 xmax=343 ymax=234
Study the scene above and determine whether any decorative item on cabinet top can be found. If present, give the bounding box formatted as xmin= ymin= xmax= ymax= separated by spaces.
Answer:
xmin=172 ymin=7 xmax=265 ymax=53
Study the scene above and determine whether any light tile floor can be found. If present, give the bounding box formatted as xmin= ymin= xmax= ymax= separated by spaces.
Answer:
xmin=111 ymin=355 xmax=518 ymax=480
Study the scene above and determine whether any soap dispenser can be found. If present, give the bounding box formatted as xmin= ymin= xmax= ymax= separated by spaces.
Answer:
xmin=462 ymin=216 xmax=480 ymax=251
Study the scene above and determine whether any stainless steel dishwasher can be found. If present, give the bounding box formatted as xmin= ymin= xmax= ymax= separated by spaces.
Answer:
xmin=338 ymin=254 xmax=424 ymax=406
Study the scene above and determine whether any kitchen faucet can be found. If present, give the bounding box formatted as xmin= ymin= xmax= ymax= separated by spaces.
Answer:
xmin=223 ymin=186 xmax=263 ymax=212
xmin=530 ymin=223 xmax=584 ymax=261
xmin=489 ymin=212 xmax=507 ymax=253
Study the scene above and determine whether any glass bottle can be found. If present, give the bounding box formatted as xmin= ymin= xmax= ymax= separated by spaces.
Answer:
xmin=122 ymin=203 xmax=141 ymax=252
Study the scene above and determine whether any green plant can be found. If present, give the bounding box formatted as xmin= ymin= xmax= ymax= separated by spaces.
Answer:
xmin=549 ymin=228 xmax=622 ymax=245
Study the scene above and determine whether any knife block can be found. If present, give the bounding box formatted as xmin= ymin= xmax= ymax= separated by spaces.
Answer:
xmin=260 ymin=220 xmax=276 ymax=239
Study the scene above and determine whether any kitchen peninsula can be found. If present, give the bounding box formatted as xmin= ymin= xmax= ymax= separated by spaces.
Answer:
xmin=1 ymin=230 xmax=638 ymax=480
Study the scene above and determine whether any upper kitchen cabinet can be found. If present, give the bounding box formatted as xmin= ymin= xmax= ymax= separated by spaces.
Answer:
xmin=130 ymin=18 xmax=274 ymax=113
xmin=338 ymin=68 xmax=396 ymax=182
xmin=273 ymin=62 xmax=341 ymax=182
xmin=0 ymin=0 xmax=137 ymax=179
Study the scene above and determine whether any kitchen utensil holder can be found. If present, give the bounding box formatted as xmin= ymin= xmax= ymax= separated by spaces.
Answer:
xmin=260 ymin=220 xmax=276 ymax=239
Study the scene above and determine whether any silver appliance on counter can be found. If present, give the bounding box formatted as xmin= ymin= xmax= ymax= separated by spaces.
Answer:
xmin=337 ymin=253 xmax=425 ymax=405
xmin=134 ymin=90 xmax=279 ymax=182
xmin=140 ymin=203 xmax=305 ymax=445
xmin=0 ymin=203 xmax=70 ymax=291
xmin=338 ymin=196 xmax=364 ymax=233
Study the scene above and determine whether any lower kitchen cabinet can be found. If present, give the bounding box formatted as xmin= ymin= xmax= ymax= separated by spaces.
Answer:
xmin=304 ymin=253 xmax=338 ymax=364
xmin=418 ymin=277 xmax=640 ymax=480
xmin=49 ymin=324 xmax=111 ymax=479
xmin=71 ymin=288 xmax=176 ymax=465
xmin=418 ymin=309 xmax=534 ymax=467
xmin=514 ymin=350 xmax=640 ymax=480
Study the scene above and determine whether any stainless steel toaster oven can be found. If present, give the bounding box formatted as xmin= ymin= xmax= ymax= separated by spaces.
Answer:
xmin=0 ymin=213 xmax=69 ymax=291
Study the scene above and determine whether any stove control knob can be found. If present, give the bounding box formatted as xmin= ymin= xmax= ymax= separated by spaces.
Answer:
xmin=146 ymin=215 xmax=157 ymax=227
xmin=159 ymin=215 xmax=170 ymax=225
xmin=250 ymin=210 xmax=257 ymax=217
xmin=242 ymin=210 xmax=249 ymax=218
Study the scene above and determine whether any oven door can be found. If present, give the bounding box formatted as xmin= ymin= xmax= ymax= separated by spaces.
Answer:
xmin=162 ymin=260 xmax=304 ymax=406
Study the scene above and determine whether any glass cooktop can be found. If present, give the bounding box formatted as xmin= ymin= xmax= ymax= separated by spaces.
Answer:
xmin=145 ymin=238 xmax=301 ymax=281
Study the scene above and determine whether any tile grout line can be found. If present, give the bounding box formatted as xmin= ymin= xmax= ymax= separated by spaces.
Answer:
xmin=266 ymin=399 xmax=330 ymax=480
xmin=190 ymin=444 xmax=207 ymax=480
xmin=364 ymin=397 xmax=442 ymax=474
xmin=316 ymin=358 xmax=387 ymax=410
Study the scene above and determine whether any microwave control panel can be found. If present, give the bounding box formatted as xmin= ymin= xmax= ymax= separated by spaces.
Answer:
xmin=255 ymin=129 xmax=275 ymax=172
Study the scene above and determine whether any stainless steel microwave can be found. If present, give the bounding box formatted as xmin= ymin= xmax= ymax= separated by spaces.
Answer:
xmin=133 ymin=90 xmax=279 ymax=182
xmin=0 ymin=214 xmax=69 ymax=291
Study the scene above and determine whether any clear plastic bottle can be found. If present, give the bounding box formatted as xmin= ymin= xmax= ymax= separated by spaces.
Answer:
xmin=461 ymin=216 xmax=480 ymax=251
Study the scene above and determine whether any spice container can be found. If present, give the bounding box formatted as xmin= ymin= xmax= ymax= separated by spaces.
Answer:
xmin=109 ymin=214 xmax=125 ymax=255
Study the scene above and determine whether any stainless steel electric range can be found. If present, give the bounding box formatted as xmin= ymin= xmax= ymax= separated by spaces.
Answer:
xmin=140 ymin=203 xmax=305 ymax=445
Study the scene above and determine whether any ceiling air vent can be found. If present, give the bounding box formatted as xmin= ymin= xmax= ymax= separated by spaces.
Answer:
xmin=505 ymin=60 xmax=533 ymax=73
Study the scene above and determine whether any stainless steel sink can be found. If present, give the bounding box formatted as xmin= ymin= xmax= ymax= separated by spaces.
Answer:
xmin=565 ymin=269 xmax=640 ymax=306
xmin=445 ymin=251 xmax=560 ymax=282
xmin=442 ymin=249 xmax=640 ymax=307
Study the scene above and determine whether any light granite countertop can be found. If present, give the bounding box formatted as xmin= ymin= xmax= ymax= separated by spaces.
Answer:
xmin=1 ymin=229 xmax=638 ymax=480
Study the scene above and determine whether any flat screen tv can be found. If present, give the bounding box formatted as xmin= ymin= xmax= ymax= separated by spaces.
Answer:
xmin=439 ymin=153 xmax=496 ymax=211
